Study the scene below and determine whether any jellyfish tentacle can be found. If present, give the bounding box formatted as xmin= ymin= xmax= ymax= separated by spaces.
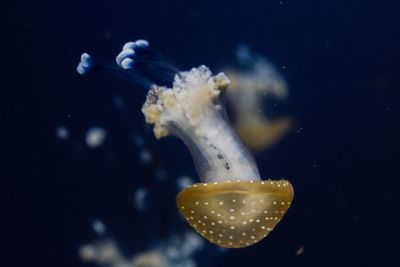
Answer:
xmin=116 ymin=49 xmax=136 ymax=67
xmin=77 ymin=53 xmax=93 ymax=74
xmin=116 ymin=40 xmax=179 ymax=76
xmin=76 ymin=39 xmax=170 ymax=88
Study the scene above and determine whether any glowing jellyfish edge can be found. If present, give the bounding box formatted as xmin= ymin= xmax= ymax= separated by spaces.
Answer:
xmin=142 ymin=65 xmax=294 ymax=248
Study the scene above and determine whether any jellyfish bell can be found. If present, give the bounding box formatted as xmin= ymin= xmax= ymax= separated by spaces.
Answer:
xmin=177 ymin=180 xmax=293 ymax=248
xmin=77 ymin=40 xmax=294 ymax=248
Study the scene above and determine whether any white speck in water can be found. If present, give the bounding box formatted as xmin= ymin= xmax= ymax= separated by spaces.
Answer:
xmin=113 ymin=94 xmax=124 ymax=108
xmin=92 ymin=219 xmax=106 ymax=235
xmin=140 ymin=149 xmax=152 ymax=164
xmin=56 ymin=126 xmax=69 ymax=140
xmin=133 ymin=187 xmax=148 ymax=211
xmin=86 ymin=127 xmax=106 ymax=148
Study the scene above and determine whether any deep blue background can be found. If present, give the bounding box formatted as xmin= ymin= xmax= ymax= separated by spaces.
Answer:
xmin=4 ymin=0 xmax=399 ymax=266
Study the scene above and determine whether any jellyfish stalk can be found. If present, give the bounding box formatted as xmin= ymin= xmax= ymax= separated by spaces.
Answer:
xmin=142 ymin=66 xmax=260 ymax=183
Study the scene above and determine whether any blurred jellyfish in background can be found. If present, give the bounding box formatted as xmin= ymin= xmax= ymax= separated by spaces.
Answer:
xmin=222 ymin=45 xmax=293 ymax=152
xmin=140 ymin=149 xmax=152 ymax=165
xmin=79 ymin=225 xmax=204 ymax=267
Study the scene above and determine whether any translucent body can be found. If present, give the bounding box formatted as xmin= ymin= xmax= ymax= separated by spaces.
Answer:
xmin=224 ymin=47 xmax=292 ymax=151
xmin=235 ymin=117 xmax=292 ymax=150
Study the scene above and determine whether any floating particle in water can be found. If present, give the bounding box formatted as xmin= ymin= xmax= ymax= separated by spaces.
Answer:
xmin=155 ymin=168 xmax=167 ymax=181
xmin=133 ymin=187 xmax=148 ymax=211
xmin=177 ymin=176 xmax=194 ymax=190
xmin=104 ymin=30 xmax=112 ymax=40
xmin=86 ymin=127 xmax=107 ymax=148
xmin=216 ymin=247 xmax=230 ymax=254
xmin=132 ymin=134 xmax=145 ymax=148
xmin=92 ymin=219 xmax=106 ymax=235
xmin=113 ymin=94 xmax=124 ymax=109
xmin=296 ymin=245 xmax=305 ymax=256
xmin=140 ymin=149 xmax=152 ymax=165
xmin=56 ymin=126 xmax=70 ymax=140
xmin=296 ymin=127 xmax=303 ymax=134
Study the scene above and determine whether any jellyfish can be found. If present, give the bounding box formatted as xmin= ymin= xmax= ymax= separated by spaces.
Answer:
xmin=79 ymin=239 xmax=168 ymax=267
xmin=79 ymin=230 xmax=204 ymax=267
xmin=77 ymin=40 xmax=294 ymax=248
xmin=223 ymin=45 xmax=293 ymax=151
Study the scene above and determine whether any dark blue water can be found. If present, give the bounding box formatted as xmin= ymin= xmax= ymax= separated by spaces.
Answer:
xmin=4 ymin=0 xmax=398 ymax=266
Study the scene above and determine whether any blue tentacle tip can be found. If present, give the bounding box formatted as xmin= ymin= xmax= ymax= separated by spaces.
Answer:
xmin=121 ymin=58 xmax=136 ymax=69
xmin=77 ymin=53 xmax=92 ymax=75
xmin=135 ymin=39 xmax=149 ymax=48
xmin=116 ymin=49 xmax=135 ymax=66
xmin=77 ymin=63 xmax=87 ymax=75
xmin=122 ymin=42 xmax=136 ymax=51
xmin=80 ymin=53 xmax=92 ymax=67
xmin=122 ymin=40 xmax=149 ymax=51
